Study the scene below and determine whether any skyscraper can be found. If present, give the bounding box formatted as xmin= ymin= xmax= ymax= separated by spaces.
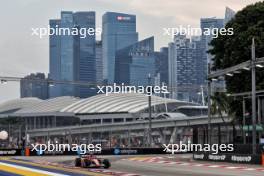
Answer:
xmin=129 ymin=37 xmax=155 ymax=86
xmin=168 ymin=35 xmax=202 ymax=102
xmin=49 ymin=19 xmax=61 ymax=98
xmin=95 ymin=40 xmax=103 ymax=83
xmin=60 ymin=11 xmax=75 ymax=96
xmin=20 ymin=73 xmax=48 ymax=100
xmin=102 ymin=12 xmax=138 ymax=83
xmin=115 ymin=37 xmax=155 ymax=86
xmin=49 ymin=11 xmax=96 ymax=98
xmin=155 ymin=47 xmax=169 ymax=86
xmin=224 ymin=7 xmax=236 ymax=25
xmin=200 ymin=17 xmax=225 ymax=93
xmin=74 ymin=12 xmax=96 ymax=98
xmin=200 ymin=17 xmax=224 ymax=65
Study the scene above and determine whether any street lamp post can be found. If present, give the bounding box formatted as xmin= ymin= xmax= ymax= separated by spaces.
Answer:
xmin=148 ymin=74 xmax=152 ymax=147
xmin=242 ymin=97 xmax=246 ymax=144
xmin=207 ymin=64 xmax=212 ymax=145
xmin=251 ymin=38 xmax=257 ymax=154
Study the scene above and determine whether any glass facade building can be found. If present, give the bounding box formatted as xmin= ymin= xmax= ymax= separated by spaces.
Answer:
xmin=200 ymin=17 xmax=225 ymax=93
xmin=20 ymin=73 xmax=48 ymax=100
xmin=168 ymin=35 xmax=203 ymax=102
xmin=96 ymin=40 xmax=103 ymax=83
xmin=74 ymin=12 xmax=96 ymax=98
xmin=49 ymin=11 xmax=96 ymax=98
xmin=102 ymin=12 xmax=138 ymax=83
xmin=60 ymin=11 xmax=75 ymax=96
xmin=155 ymin=47 xmax=169 ymax=86
xmin=224 ymin=7 xmax=236 ymax=25
xmin=115 ymin=37 xmax=155 ymax=86
xmin=200 ymin=17 xmax=224 ymax=65
xmin=49 ymin=19 xmax=61 ymax=98
xmin=130 ymin=56 xmax=155 ymax=86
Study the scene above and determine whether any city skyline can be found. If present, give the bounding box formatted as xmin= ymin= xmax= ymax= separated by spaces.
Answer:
xmin=0 ymin=2 xmax=264 ymax=174
xmin=0 ymin=0 xmax=261 ymax=102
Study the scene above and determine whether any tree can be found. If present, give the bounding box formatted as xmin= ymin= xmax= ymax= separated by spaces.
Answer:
xmin=210 ymin=92 xmax=235 ymax=143
xmin=209 ymin=1 xmax=264 ymax=118
xmin=210 ymin=92 xmax=233 ymax=123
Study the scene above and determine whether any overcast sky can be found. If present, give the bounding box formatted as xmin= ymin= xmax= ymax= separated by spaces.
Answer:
xmin=0 ymin=0 xmax=261 ymax=103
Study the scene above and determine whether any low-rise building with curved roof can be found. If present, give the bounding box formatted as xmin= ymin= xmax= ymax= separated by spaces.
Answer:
xmin=0 ymin=93 xmax=197 ymax=129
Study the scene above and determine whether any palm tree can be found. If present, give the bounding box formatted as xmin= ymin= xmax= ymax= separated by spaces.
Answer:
xmin=210 ymin=92 xmax=234 ymax=143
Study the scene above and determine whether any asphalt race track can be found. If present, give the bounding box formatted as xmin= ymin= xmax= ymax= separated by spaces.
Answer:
xmin=1 ymin=154 xmax=264 ymax=176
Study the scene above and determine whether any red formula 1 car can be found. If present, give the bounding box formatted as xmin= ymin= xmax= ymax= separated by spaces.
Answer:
xmin=75 ymin=155 xmax=111 ymax=169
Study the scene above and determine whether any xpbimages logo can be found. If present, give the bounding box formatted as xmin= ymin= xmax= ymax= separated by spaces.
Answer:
xmin=31 ymin=25 xmax=102 ymax=38
xmin=163 ymin=142 xmax=234 ymax=154
xmin=31 ymin=141 xmax=101 ymax=155
xmin=163 ymin=25 xmax=234 ymax=38
xmin=97 ymin=83 xmax=169 ymax=96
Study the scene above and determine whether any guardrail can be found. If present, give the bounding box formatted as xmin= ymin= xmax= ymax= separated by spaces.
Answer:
xmin=28 ymin=116 xmax=230 ymax=137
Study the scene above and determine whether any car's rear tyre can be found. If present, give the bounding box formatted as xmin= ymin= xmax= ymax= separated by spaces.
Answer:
xmin=103 ymin=159 xmax=111 ymax=169
xmin=75 ymin=158 xmax=81 ymax=167
xmin=81 ymin=159 xmax=91 ymax=168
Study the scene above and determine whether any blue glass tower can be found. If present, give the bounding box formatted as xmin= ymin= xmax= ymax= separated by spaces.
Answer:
xmin=49 ymin=11 xmax=96 ymax=98
xmin=74 ymin=12 xmax=96 ymax=98
xmin=60 ymin=11 xmax=75 ymax=96
xmin=224 ymin=7 xmax=236 ymax=26
xmin=155 ymin=47 xmax=169 ymax=86
xmin=200 ymin=18 xmax=224 ymax=65
xmin=95 ymin=41 xmax=103 ymax=83
xmin=49 ymin=19 xmax=61 ymax=97
xmin=200 ymin=18 xmax=224 ymax=92
xmin=115 ymin=37 xmax=155 ymax=86
xmin=102 ymin=12 xmax=138 ymax=83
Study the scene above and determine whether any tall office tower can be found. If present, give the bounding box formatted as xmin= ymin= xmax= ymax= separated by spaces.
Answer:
xmin=95 ymin=41 xmax=103 ymax=83
xmin=74 ymin=12 xmax=96 ymax=98
xmin=129 ymin=37 xmax=155 ymax=86
xmin=102 ymin=12 xmax=138 ymax=83
xmin=192 ymin=36 xmax=204 ymax=87
xmin=20 ymin=73 xmax=48 ymax=100
xmin=200 ymin=17 xmax=224 ymax=66
xmin=49 ymin=19 xmax=61 ymax=98
xmin=49 ymin=11 xmax=96 ymax=98
xmin=155 ymin=47 xmax=169 ymax=86
xmin=200 ymin=17 xmax=224 ymax=93
xmin=168 ymin=34 xmax=202 ymax=102
xmin=115 ymin=37 xmax=155 ymax=86
xmin=224 ymin=7 xmax=236 ymax=25
xmin=60 ymin=11 xmax=75 ymax=96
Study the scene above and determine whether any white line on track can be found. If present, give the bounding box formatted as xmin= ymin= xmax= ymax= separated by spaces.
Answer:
xmin=207 ymin=165 xmax=222 ymax=168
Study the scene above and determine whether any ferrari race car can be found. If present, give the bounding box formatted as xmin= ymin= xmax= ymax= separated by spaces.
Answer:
xmin=75 ymin=155 xmax=111 ymax=169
